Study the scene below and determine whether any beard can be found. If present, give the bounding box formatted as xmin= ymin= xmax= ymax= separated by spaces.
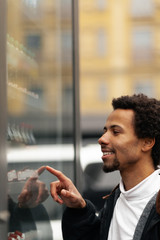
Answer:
xmin=102 ymin=157 xmax=120 ymax=173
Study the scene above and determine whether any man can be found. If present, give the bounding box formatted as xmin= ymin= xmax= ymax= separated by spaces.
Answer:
xmin=46 ymin=94 xmax=160 ymax=240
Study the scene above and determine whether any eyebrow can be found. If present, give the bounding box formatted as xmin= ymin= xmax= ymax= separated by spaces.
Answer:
xmin=103 ymin=125 xmax=122 ymax=131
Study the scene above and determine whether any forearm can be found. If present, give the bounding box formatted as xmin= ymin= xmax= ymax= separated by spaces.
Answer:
xmin=62 ymin=200 xmax=100 ymax=240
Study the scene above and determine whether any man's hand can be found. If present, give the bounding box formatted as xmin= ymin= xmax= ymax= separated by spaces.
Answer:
xmin=18 ymin=166 xmax=49 ymax=208
xmin=46 ymin=166 xmax=86 ymax=209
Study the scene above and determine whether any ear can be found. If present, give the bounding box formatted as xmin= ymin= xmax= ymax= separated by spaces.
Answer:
xmin=142 ymin=138 xmax=155 ymax=152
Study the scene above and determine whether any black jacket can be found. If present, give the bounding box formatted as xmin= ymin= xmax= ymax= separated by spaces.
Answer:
xmin=8 ymin=196 xmax=53 ymax=239
xmin=62 ymin=188 xmax=160 ymax=240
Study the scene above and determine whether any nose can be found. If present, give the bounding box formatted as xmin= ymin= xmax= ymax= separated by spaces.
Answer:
xmin=98 ymin=132 xmax=109 ymax=145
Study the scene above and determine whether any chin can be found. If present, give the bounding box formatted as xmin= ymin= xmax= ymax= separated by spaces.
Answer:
xmin=103 ymin=165 xmax=116 ymax=173
xmin=102 ymin=160 xmax=120 ymax=173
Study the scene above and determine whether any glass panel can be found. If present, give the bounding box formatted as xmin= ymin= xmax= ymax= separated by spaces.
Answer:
xmin=7 ymin=0 xmax=74 ymax=239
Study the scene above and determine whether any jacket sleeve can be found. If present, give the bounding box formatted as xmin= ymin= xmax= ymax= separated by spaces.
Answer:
xmin=62 ymin=200 xmax=101 ymax=240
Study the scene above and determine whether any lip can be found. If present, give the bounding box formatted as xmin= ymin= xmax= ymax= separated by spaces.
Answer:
xmin=101 ymin=147 xmax=114 ymax=153
xmin=102 ymin=151 xmax=114 ymax=157
xmin=101 ymin=148 xmax=115 ymax=160
xmin=103 ymin=151 xmax=114 ymax=156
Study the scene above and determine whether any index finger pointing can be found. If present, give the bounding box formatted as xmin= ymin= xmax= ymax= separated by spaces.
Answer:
xmin=37 ymin=166 xmax=46 ymax=176
xmin=46 ymin=166 xmax=67 ymax=181
xmin=30 ymin=166 xmax=45 ymax=179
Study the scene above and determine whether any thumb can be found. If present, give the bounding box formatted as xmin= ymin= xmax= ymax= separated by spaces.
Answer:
xmin=61 ymin=189 xmax=70 ymax=197
xmin=60 ymin=189 xmax=76 ymax=202
xmin=60 ymin=189 xmax=82 ymax=208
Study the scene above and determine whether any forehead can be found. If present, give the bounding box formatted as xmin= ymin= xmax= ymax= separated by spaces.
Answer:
xmin=106 ymin=109 xmax=135 ymax=128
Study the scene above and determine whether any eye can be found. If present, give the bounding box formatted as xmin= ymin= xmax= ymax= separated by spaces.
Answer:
xmin=103 ymin=127 xmax=107 ymax=134
xmin=112 ymin=129 xmax=120 ymax=135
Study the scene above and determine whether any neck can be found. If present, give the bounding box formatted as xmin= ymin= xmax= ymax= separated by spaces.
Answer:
xmin=120 ymin=163 xmax=155 ymax=191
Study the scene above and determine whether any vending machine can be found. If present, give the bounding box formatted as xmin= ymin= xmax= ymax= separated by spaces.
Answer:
xmin=0 ymin=0 xmax=80 ymax=239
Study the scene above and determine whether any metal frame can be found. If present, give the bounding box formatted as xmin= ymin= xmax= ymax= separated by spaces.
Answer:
xmin=0 ymin=0 xmax=8 ymax=237
xmin=72 ymin=0 xmax=82 ymax=191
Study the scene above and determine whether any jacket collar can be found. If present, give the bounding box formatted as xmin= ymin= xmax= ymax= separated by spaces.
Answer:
xmin=104 ymin=185 xmax=160 ymax=216
xmin=156 ymin=189 xmax=160 ymax=215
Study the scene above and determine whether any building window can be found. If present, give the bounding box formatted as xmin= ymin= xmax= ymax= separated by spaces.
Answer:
xmin=96 ymin=0 xmax=107 ymax=10
xmin=97 ymin=29 xmax=107 ymax=57
xmin=26 ymin=86 xmax=45 ymax=111
xmin=61 ymin=0 xmax=71 ymax=20
xmin=61 ymin=30 xmax=72 ymax=63
xmin=131 ymin=27 xmax=153 ymax=62
xmin=98 ymin=81 xmax=108 ymax=101
xmin=134 ymin=80 xmax=154 ymax=97
xmin=26 ymin=34 xmax=41 ymax=50
xmin=63 ymin=85 xmax=73 ymax=114
xmin=130 ymin=0 xmax=154 ymax=18
xmin=22 ymin=0 xmax=41 ymax=19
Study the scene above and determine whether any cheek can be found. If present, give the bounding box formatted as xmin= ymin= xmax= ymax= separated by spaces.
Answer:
xmin=117 ymin=142 xmax=141 ymax=161
xmin=114 ymin=140 xmax=138 ymax=155
xmin=113 ymin=139 xmax=127 ymax=150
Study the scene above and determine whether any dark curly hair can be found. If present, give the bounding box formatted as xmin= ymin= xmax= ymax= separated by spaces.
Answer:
xmin=112 ymin=94 xmax=160 ymax=169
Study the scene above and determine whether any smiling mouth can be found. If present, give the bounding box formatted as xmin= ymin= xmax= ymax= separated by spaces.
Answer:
xmin=103 ymin=152 xmax=114 ymax=156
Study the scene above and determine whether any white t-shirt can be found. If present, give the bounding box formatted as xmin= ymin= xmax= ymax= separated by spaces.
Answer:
xmin=108 ymin=169 xmax=160 ymax=240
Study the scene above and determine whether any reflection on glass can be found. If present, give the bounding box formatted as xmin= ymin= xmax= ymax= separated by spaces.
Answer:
xmin=7 ymin=0 xmax=74 ymax=239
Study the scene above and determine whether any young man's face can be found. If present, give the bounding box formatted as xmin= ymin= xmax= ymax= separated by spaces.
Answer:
xmin=98 ymin=109 xmax=144 ymax=174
